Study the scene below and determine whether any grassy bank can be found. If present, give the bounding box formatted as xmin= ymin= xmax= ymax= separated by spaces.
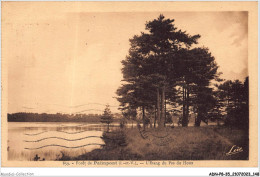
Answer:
xmin=59 ymin=126 xmax=248 ymax=160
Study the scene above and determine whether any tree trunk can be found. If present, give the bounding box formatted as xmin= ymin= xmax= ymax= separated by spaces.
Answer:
xmin=154 ymin=107 xmax=157 ymax=128
xmin=181 ymin=84 xmax=189 ymax=127
xmin=161 ymin=86 xmax=165 ymax=127
xmin=157 ymin=88 xmax=163 ymax=128
xmin=164 ymin=97 xmax=167 ymax=127
xmin=142 ymin=106 xmax=145 ymax=130
xmin=185 ymin=84 xmax=190 ymax=126
xmin=182 ymin=86 xmax=188 ymax=127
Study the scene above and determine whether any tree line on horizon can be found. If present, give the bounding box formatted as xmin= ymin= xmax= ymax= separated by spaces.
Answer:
xmin=116 ymin=14 xmax=249 ymax=130
xmin=7 ymin=112 xmax=121 ymax=122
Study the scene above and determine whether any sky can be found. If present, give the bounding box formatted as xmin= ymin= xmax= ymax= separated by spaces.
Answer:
xmin=3 ymin=3 xmax=248 ymax=114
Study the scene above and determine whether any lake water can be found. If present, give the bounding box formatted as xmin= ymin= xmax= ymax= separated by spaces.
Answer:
xmin=8 ymin=122 xmax=122 ymax=161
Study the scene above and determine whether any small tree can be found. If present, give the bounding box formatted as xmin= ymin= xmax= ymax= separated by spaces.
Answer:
xmin=101 ymin=105 xmax=113 ymax=132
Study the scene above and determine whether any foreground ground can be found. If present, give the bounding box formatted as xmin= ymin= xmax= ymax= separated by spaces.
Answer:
xmin=59 ymin=126 xmax=249 ymax=160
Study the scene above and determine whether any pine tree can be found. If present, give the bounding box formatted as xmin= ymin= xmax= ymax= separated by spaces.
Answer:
xmin=216 ymin=77 xmax=249 ymax=128
xmin=117 ymin=14 xmax=200 ymax=128
xmin=100 ymin=105 xmax=113 ymax=132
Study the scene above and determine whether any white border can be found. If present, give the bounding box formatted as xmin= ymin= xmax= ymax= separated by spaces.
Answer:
xmin=0 ymin=0 xmax=259 ymax=176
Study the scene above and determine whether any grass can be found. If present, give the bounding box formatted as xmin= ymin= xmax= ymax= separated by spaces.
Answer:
xmin=125 ymin=126 xmax=248 ymax=160
xmin=61 ymin=126 xmax=248 ymax=160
